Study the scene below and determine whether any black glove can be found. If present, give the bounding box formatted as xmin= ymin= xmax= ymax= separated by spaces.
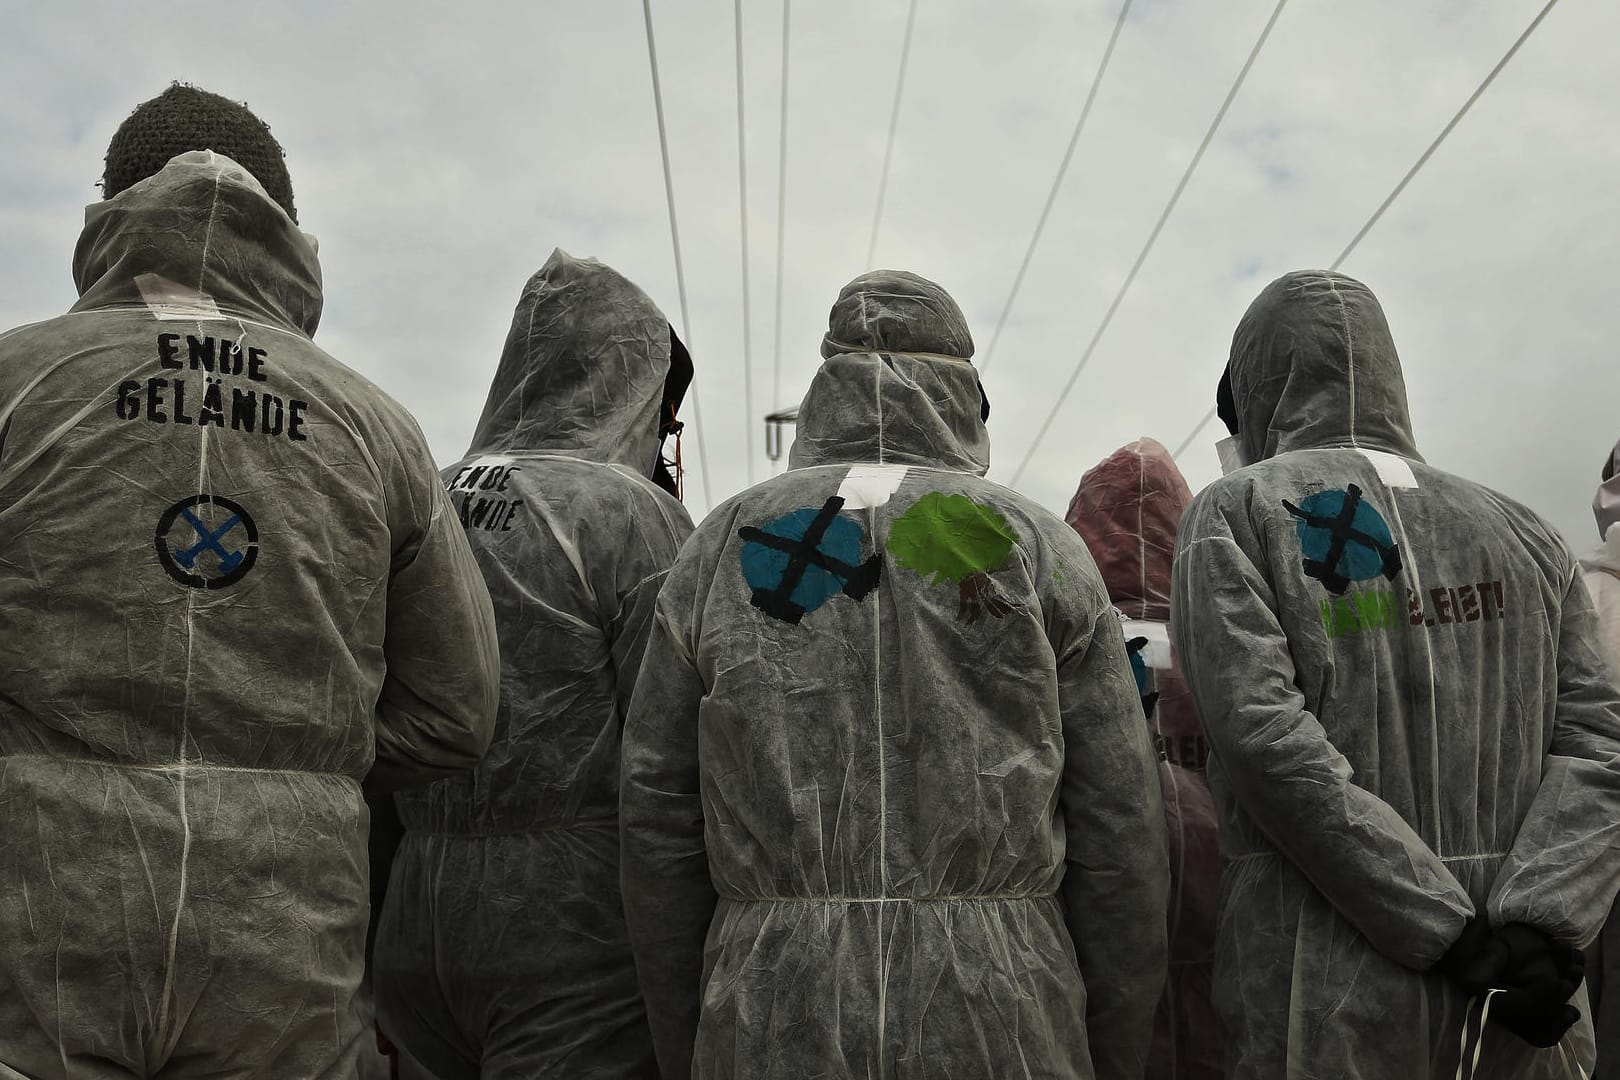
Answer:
xmin=1436 ymin=916 xmax=1496 ymax=994
xmin=1485 ymin=989 xmax=1581 ymax=1049
xmin=1439 ymin=920 xmax=1585 ymax=1049
xmin=1438 ymin=920 xmax=1583 ymax=999
xmin=1484 ymin=923 xmax=1585 ymax=1002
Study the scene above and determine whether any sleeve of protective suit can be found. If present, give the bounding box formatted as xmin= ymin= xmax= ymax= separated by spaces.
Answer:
xmin=621 ymin=596 xmax=715 ymax=1079
xmin=369 ymin=443 xmax=500 ymax=791
xmin=1489 ymin=566 xmax=1620 ymax=946
xmin=600 ymin=493 xmax=694 ymax=725
xmin=1170 ymin=495 xmax=1473 ymax=969
xmin=1053 ymin=596 xmax=1170 ymax=1080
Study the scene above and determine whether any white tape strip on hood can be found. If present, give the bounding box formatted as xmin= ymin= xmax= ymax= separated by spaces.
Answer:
xmin=135 ymin=273 xmax=223 ymax=321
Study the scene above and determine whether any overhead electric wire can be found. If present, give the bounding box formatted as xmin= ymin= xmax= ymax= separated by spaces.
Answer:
xmin=866 ymin=0 xmax=921 ymax=270
xmin=642 ymin=0 xmax=712 ymax=509
xmin=772 ymin=0 xmax=791 ymax=415
xmin=735 ymin=0 xmax=757 ymax=484
xmin=979 ymin=0 xmax=1133 ymax=378
xmin=1008 ymin=0 xmax=1289 ymax=487
xmin=1330 ymin=0 xmax=1560 ymax=271
xmin=1169 ymin=0 xmax=1563 ymax=463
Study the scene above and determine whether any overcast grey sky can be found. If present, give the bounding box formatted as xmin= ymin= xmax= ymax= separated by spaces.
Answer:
xmin=3 ymin=0 xmax=1615 ymax=547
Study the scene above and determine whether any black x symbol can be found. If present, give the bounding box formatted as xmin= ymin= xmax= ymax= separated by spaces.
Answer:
xmin=1282 ymin=483 xmax=1402 ymax=595
xmin=737 ymin=496 xmax=881 ymax=623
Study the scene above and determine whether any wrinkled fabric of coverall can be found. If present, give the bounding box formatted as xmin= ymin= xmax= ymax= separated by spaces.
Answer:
xmin=375 ymin=250 xmax=692 ymax=1079
xmin=621 ymin=269 xmax=1169 ymax=1080
xmin=0 ymin=151 xmax=500 ymax=1079
xmin=1583 ymin=435 xmax=1620 ymax=1080
xmin=1067 ymin=438 xmax=1223 ymax=1080
xmin=1171 ymin=270 xmax=1620 ymax=1078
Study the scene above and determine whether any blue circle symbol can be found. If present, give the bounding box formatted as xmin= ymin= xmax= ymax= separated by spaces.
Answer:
xmin=738 ymin=498 xmax=881 ymax=623
xmin=1282 ymin=484 xmax=1402 ymax=594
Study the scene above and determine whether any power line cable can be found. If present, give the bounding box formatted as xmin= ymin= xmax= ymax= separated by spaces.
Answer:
xmin=1330 ymin=0 xmax=1560 ymax=272
xmin=1009 ymin=0 xmax=1289 ymax=486
xmin=1170 ymin=0 xmax=1562 ymax=462
xmin=772 ymin=0 xmax=792 ymax=414
xmin=642 ymin=0 xmax=712 ymax=510
xmin=735 ymin=0 xmax=757 ymax=484
xmin=979 ymin=0 xmax=1133 ymax=378
xmin=866 ymin=0 xmax=921 ymax=270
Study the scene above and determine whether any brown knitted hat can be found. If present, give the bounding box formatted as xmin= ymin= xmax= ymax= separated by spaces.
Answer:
xmin=103 ymin=83 xmax=297 ymax=222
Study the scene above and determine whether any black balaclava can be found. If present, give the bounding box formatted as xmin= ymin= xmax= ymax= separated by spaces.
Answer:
xmin=652 ymin=326 xmax=693 ymax=498
xmin=1216 ymin=365 xmax=1240 ymax=436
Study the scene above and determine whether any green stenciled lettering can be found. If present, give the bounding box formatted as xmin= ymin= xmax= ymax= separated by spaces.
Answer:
xmin=1320 ymin=598 xmax=1336 ymax=638
xmin=1356 ymin=591 xmax=1383 ymax=633
xmin=1334 ymin=598 xmax=1359 ymax=636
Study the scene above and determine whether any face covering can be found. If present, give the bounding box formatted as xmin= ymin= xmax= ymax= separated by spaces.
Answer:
xmin=1216 ymin=435 xmax=1248 ymax=476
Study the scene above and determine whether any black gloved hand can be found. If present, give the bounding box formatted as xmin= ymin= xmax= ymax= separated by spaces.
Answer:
xmin=1485 ymin=923 xmax=1585 ymax=1002
xmin=1485 ymin=989 xmax=1581 ymax=1049
xmin=1436 ymin=916 xmax=1496 ymax=994
xmin=1437 ymin=920 xmax=1584 ymax=999
xmin=1439 ymin=920 xmax=1585 ymax=1049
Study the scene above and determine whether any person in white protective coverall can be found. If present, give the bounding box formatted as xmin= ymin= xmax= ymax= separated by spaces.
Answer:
xmin=0 ymin=85 xmax=501 ymax=1079
xmin=1581 ymin=436 xmax=1620 ymax=1079
xmin=1171 ymin=269 xmax=1620 ymax=1078
xmin=373 ymin=249 xmax=695 ymax=1079
xmin=620 ymin=269 xmax=1170 ymax=1080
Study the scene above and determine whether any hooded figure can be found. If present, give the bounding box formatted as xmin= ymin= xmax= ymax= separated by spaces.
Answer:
xmin=1066 ymin=438 xmax=1223 ymax=1080
xmin=1581 ymin=437 xmax=1620 ymax=1077
xmin=1170 ymin=270 xmax=1620 ymax=1077
xmin=374 ymin=250 xmax=694 ymax=1078
xmin=620 ymin=270 xmax=1169 ymax=1080
xmin=0 ymin=148 xmax=499 ymax=1077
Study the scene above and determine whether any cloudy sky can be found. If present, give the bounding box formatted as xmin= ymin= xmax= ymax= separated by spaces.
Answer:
xmin=3 ymin=0 xmax=1615 ymax=547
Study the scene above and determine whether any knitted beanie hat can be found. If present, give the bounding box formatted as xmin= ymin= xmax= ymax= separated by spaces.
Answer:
xmin=103 ymin=84 xmax=297 ymax=222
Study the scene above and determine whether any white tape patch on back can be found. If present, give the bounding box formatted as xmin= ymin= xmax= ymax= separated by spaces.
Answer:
xmin=837 ymin=464 xmax=909 ymax=509
xmin=1359 ymin=448 xmax=1418 ymax=490
xmin=135 ymin=273 xmax=222 ymax=321
xmin=1122 ymin=619 xmax=1173 ymax=670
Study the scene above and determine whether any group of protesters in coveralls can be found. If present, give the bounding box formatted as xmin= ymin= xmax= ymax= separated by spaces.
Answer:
xmin=2 ymin=84 xmax=1619 ymax=1080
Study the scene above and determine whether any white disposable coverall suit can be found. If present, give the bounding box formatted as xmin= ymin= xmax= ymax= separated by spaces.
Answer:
xmin=621 ymin=270 xmax=1169 ymax=1080
xmin=376 ymin=250 xmax=693 ymax=1078
xmin=0 ymin=152 xmax=500 ymax=1079
xmin=1171 ymin=270 xmax=1620 ymax=1078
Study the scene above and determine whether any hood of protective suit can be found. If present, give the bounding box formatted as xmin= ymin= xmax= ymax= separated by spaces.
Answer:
xmin=1227 ymin=270 xmax=1421 ymax=466
xmin=468 ymin=249 xmax=672 ymax=474
xmin=1065 ymin=437 xmax=1192 ymax=622
xmin=788 ymin=269 xmax=989 ymax=475
xmin=72 ymin=150 xmax=322 ymax=338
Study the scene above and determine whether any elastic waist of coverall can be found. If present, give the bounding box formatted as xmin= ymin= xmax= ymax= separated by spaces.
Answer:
xmin=402 ymin=816 xmax=620 ymax=839
xmin=0 ymin=753 xmax=361 ymax=782
xmin=717 ymin=891 xmax=1059 ymax=905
